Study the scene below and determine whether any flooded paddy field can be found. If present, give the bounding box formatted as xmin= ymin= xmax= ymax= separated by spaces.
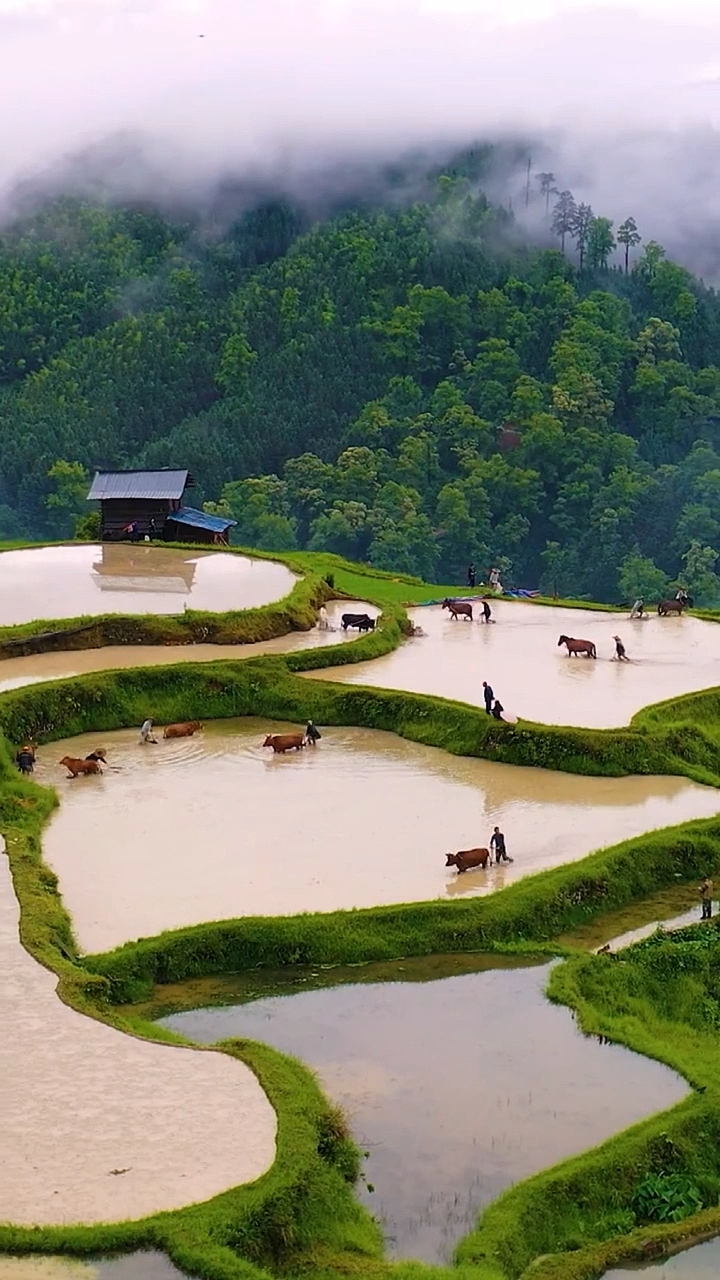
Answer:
xmin=560 ymin=882 xmax=714 ymax=953
xmin=162 ymin=957 xmax=687 ymax=1264
xmin=304 ymin=600 xmax=720 ymax=728
xmin=0 ymin=544 xmax=296 ymax=625
xmin=0 ymin=601 xmax=378 ymax=693
xmin=0 ymin=1256 xmax=182 ymax=1280
xmin=35 ymin=721 xmax=720 ymax=953
xmin=605 ymin=1237 xmax=720 ymax=1277
xmin=0 ymin=851 xmax=275 ymax=1226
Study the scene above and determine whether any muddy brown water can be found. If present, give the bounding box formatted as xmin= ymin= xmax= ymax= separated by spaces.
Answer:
xmin=0 ymin=1257 xmax=181 ymax=1280
xmin=0 ymin=850 xmax=275 ymax=1226
xmin=0 ymin=601 xmax=378 ymax=692
xmin=36 ymin=720 xmax=720 ymax=954
xmin=303 ymin=600 xmax=720 ymax=728
xmin=161 ymin=958 xmax=687 ymax=1264
xmin=0 ymin=545 xmax=296 ymax=624
xmin=605 ymin=1238 xmax=720 ymax=1276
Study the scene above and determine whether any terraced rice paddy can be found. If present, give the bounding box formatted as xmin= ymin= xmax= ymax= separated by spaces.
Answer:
xmin=304 ymin=600 xmax=720 ymax=727
xmin=35 ymin=720 xmax=720 ymax=951
xmin=0 ymin=544 xmax=296 ymax=624
xmin=162 ymin=957 xmax=687 ymax=1263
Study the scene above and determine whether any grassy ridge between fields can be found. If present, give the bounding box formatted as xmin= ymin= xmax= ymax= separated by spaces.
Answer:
xmin=3 ymin=553 xmax=720 ymax=1280
xmin=0 ymin=539 xmax=654 ymax=659
xmin=0 ymin=541 xmax=481 ymax=656
xmin=2 ymin=651 xmax=720 ymax=1278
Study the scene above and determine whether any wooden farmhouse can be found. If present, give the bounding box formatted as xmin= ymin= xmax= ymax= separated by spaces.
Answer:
xmin=87 ymin=470 xmax=236 ymax=544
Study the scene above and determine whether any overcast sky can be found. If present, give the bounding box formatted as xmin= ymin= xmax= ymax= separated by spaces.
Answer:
xmin=3 ymin=0 xmax=720 ymax=273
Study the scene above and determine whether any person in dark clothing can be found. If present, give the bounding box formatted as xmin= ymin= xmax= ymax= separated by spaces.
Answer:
xmin=490 ymin=826 xmax=509 ymax=863
xmin=700 ymin=877 xmax=713 ymax=920
xmin=148 ymin=517 xmax=157 ymax=539
xmin=16 ymin=745 xmax=35 ymax=774
xmin=491 ymin=700 xmax=505 ymax=721
xmin=467 ymin=564 xmax=476 ymax=588
xmin=482 ymin=681 xmax=494 ymax=714
xmin=482 ymin=600 xmax=492 ymax=623
xmin=304 ymin=720 xmax=322 ymax=745
xmin=613 ymin=635 xmax=630 ymax=661
xmin=85 ymin=748 xmax=107 ymax=763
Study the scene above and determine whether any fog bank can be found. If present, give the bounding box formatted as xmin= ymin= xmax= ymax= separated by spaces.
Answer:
xmin=5 ymin=0 xmax=720 ymax=274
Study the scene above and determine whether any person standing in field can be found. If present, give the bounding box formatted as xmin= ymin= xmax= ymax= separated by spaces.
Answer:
xmin=490 ymin=826 xmax=509 ymax=864
xmin=482 ymin=681 xmax=494 ymax=714
xmin=140 ymin=718 xmax=157 ymax=744
xmin=467 ymin=564 xmax=476 ymax=588
xmin=613 ymin=635 xmax=630 ymax=661
xmin=700 ymin=877 xmax=714 ymax=920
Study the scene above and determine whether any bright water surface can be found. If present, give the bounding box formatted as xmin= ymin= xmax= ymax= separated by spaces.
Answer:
xmin=162 ymin=958 xmax=687 ymax=1265
xmin=0 ymin=1256 xmax=181 ymax=1280
xmin=605 ymin=1238 xmax=720 ymax=1276
xmin=304 ymin=600 xmax=720 ymax=727
xmin=0 ymin=854 xmax=275 ymax=1226
xmin=0 ymin=599 xmax=377 ymax=691
xmin=35 ymin=720 xmax=720 ymax=952
xmin=0 ymin=545 xmax=296 ymax=623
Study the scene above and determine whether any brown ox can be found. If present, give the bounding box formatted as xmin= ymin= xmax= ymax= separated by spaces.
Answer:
xmin=263 ymin=733 xmax=305 ymax=754
xmin=446 ymin=847 xmax=491 ymax=873
xmin=163 ymin=721 xmax=202 ymax=739
xmin=59 ymin=755 xmax=102 ymax=778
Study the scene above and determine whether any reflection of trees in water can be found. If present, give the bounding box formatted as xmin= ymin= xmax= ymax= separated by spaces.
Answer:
xmin=91 ymin=545 xmax=198 ymax=594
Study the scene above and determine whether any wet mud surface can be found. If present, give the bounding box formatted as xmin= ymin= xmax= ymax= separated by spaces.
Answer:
xmin=0 ymin=545 xmax=296 ymax=624
xmin=303 ymin=600 xmax=720 ymax=728
xmin=0 ymin=853 xmax=275 ymax=1226
xmin=0 ymin=600 xmax=377 ymax=692
xmin=35 ymin=721 xmax=720 ymax=953
xmin=162 ymin=959 xmax=687 ymax=1264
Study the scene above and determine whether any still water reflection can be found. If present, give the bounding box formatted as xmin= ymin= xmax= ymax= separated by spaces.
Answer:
xmin=0 ymin=545 xmax=296 ymax=624
xmin=0 ymin=1256 xmax=182 ymax=1280
xmin=304 ymin=600 xmax=720 ymax=728
xmin=36 ymin=721 xmax=720 ymax=953
xmin=605 ymin=1238 xmax=720 ymax=1277
xmin=163 ymin=959 xmax=687 ymax=1264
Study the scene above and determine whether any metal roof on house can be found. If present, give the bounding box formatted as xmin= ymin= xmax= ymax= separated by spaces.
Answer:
xmin=87 ymin=470 xmax=192 ymax=501
xmin=167 ymin=506 xmax=237 ymax=533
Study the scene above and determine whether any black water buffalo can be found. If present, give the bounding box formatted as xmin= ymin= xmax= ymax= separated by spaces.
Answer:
xmin=341 ymin=613 xmax=376 ymax=632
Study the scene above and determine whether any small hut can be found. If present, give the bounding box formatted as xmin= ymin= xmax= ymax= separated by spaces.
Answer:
xmin=87 ymin=470 xmax=237 ymax=544
xmin=164 ymin=506 xmax=236 ymax=546
xmin=87 ymin=469 xmax=194 ymax=540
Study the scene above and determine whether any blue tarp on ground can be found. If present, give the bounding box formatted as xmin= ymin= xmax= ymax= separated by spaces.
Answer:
xmin=168 ymin=506 xmax=237 ymax=534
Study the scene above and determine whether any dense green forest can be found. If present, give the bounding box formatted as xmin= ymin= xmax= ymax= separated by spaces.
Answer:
xmin=4 ymin=167 xmax=720 ymax=603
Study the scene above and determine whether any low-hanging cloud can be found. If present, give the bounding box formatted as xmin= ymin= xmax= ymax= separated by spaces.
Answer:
xmin=5 ymin=0 xmax=720 ymax=275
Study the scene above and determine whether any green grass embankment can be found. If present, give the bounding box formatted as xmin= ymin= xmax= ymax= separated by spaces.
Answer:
xmin=0 ymin=550 xmax=329 ymax=656
xmin=0 ymin=727 xmax=382 ymax=1276
xmin=456 ymin=923 xmax=720 ymax=1280
xmin=4 ymin=630 xmax=720 ymax=1279
xmin=0 ymin=538 xmax=643 ymax=660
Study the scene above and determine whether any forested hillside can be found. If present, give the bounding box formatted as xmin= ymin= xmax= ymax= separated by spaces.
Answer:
xmin=3 ymin=171 xmax=720 ymax=603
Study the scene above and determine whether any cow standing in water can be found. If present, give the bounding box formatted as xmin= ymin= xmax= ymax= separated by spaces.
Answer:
xmin=446 ymin=848 xmax=491 ymax=873
xmin=558 ymin=635 xmax=597 ymax=658
xmin=263 ymin=733 xmax=305 ymax=753
xmin=442 ymin=599 xmax=473 ymax=621
xmin=341 ymin=613 xmax=376 ymax=631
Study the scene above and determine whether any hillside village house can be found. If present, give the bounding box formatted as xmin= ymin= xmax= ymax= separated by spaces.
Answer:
xmin=86 ymin=470 xmax=236 ymax=544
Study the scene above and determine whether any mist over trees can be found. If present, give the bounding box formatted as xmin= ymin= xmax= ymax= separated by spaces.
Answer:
xmin=6 ymin=161 xmax=720 ymax=606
